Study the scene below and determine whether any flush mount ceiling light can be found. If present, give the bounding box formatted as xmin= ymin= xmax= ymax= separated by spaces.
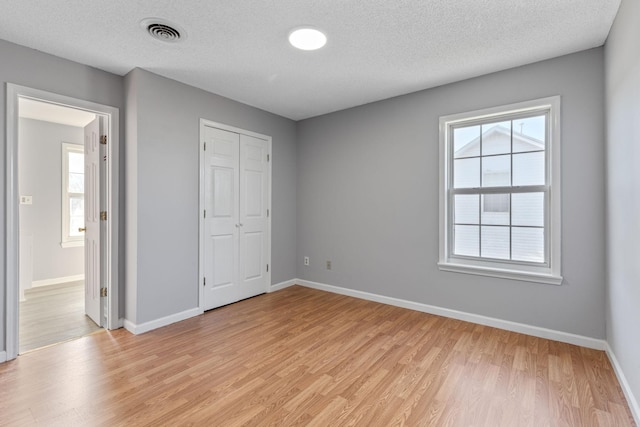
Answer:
xmin=140 ymin=18 xmax=186 ymax=43
xmin=288 ymin=27 xmax=327 ymax=51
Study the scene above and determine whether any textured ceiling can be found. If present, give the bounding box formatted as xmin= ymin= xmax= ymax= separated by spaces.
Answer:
xmin=0 ymin=0 xmax=621 ymax=120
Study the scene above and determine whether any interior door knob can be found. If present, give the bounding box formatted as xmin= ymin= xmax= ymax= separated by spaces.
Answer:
xmin=78 ymin=227 xmax=86 ymax=232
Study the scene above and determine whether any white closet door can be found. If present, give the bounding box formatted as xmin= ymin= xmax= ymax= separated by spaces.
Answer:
xmin=239 ymin=134 xmax=269 ymax=297
xmin=203 ymin=127 xmax=241 ymax=309
xmin=203 ymin=126 xmax=269 ymax=310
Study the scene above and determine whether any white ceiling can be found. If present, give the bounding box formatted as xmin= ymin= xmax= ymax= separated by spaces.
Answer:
xmin=0 ymin=0 xmax=621 ymax=121
xmin=19 ymin=98 xmax=96 ymax=128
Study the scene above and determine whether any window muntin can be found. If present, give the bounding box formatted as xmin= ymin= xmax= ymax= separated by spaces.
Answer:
xmin=61 ymin=143 xmax=84 ymax=247
xmin=439 ymin=97 xmax=562 ymax=284
xmin=450 ymin=113 xmax=547 ymax=264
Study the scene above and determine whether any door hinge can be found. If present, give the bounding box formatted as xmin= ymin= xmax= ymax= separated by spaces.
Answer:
xmin=100 ymin=287 xmax=107 ymax=297
xmin=100 ymin=135 xmax=107 ymax=145
xmin=204 ymin=209 xmax=206 ymax=218
xmin=266 ymin=264 xmax=269 ymax=272
xmin=267 ymin=154 xmax=270 ymax=162
xmin=203 ymin=277 xmax=206 ymax=287
xmin=204 ymin=142 xmax=207 ymax=151
xmin=267 ymin=209 xmax=269 ymax=218
xmin=100 ymin=211 xmax=107 ymax=221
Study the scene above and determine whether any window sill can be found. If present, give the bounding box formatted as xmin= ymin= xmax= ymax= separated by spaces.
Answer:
xmin=437 ymin=261 xmax=563 ymax=285
xmin=61 ymin=240 xmax=84 ymax=248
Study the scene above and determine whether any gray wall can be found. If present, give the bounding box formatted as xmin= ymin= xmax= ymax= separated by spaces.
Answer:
xmin=297 ymin=48 xmax=606 ymax=339
xmin=605 ymin=0 xmax=640 ymax=413
xmin=19 ymin=118 xmax=84 ymax=281
xmin=125 ymin=68 xmax=297 ymax=324
xmin=0 ymin=39 xmax=125 ymax=354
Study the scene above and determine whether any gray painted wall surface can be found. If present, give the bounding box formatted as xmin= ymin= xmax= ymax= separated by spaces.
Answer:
xmin=19 ymin=118 xmax=84 ymax=281
xmin=605 ymin=0 xmax=640 ymax=412
xmin=125 ymin=68 xmax=297 ymax=324
xmin=0 ymin=39 xmax=124 ymax=353
xmin=297 ymin=49 xmax=606 ymax=339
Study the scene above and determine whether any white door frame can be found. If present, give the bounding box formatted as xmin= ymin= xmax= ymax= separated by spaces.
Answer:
xmin=5 ymin=83 xmax=120 ymax=360
xmin=198 ymin=119 xmax=272 ymax=312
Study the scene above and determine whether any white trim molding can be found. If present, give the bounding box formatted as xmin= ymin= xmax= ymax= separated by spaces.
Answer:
xmin=605 ymin=343 xmax=640 ymax=425
xmin=124 ymin=308 xmax=201 ymax=335
xmin=31 ymin=274 xmax=85 ymax=288
xmin=269 ymin=279 xmax=297 ymax=292
xmin=297 ymin=279 xmax=606 ymax=350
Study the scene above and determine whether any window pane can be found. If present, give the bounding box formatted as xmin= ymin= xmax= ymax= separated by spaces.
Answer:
xmin=481 ymin=194 xmax=510 ymax=225
xmin=481 ymin=226 xmax=510 ymax=259
xmin=454 ymin=194 xmax=479 ymax=224
xmin=69 ymin=151 xmax=84 ymax=173
xmin=481 ymin=121 xmax=511 ymax=156
xmin=454 ymin=158 xmax=480 ymax=188
xmin=454 ymin=125 xmax=480 ymax=158
xmin=513 ymin=152 xmax=544 ymax=186
xmin=513 ymin=115 xmax=545 ymax=153
xmin=482 ymin=154 xmax=510 ymax=187
xmin=70 ymin=196 xmax=84 ymax=217
xmin=69 ymin=172 xmax=84 ymax=193
xmin=512 ymin=227 xmax=544 ymax=263
xmin=512 ymin=193 xmax=544 ymax=227
xmin=454 ymin=225 xmax=479 ymax=257
xmin=69 ymin=216 xmax=84 ymax=237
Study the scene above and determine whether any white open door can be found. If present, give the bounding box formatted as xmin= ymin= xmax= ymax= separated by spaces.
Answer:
xmin=84 ymin=117 xmax=102 ymax=326
xmin=202 ymin=125 xmax=270 ymax=310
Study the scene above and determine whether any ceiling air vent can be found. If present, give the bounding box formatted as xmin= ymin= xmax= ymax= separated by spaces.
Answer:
xmin=141 ymin=18 xmax=185 ymax=43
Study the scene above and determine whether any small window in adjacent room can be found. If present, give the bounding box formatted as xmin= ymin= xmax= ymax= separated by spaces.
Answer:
xmin=438 ymin=97 xmax=562 ymax=285
xmin=61 ymin=143 xmax=84 ymax=248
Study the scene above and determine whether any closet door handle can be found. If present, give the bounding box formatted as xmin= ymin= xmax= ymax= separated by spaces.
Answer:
xmin=78 ymin=227 xmax=86 ymax=232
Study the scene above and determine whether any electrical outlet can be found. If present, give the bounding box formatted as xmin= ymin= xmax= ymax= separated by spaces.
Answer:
xmin=326 ymin=260 xmax=332 ymax=270
xmin=304 ymin=256 xmax=309 ymax=266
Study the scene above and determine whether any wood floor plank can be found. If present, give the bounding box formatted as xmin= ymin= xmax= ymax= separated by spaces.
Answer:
xmin=0 ymin=285 xmax=635 ymax=426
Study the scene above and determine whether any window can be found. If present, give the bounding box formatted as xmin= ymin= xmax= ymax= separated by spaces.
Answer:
xmin=438 ymin=97 xmax=562 ymax=285
xmin=61 ymin=143 xmax=84 ymax=248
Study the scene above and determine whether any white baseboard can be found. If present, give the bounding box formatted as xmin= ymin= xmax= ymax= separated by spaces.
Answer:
xmin=0 ymin=351 xmax=6 ymax=363
xmin=124 ymin=307 xmax=201 ymax=335
xmin=605 ymin=343 xmax=640 ymax=425
xmin=32 ymin=274 xmax=85 ymax=288
xmin=297 ymin=279 xmax=606 ymax=351
xmin=269 ymin=279 xmax=297 ymax=292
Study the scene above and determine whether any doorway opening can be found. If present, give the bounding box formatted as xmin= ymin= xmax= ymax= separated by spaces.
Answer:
xmin=5 ymin=84 xmax=120 ymax=360
xmin=18 ymin=99 xmax=101 ymax=352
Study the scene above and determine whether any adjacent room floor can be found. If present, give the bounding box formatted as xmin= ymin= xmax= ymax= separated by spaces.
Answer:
xmin=19 ymin=281 xmax=102 ymax=353
xmin=2 ymin=285 xmax=635 ymax=426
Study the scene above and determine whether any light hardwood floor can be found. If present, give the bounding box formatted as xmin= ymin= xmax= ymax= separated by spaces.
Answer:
xmin=1 ymin=285 xmax=635 ymax=426
xmin=19 ymin=281 xmax=103 ymax=353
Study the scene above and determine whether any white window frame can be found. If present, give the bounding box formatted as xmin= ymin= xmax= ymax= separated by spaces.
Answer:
xmin=438 ymin=96 xmax=562 ymax=285
xmin=61 ymin=142 xmax=84 ymax=248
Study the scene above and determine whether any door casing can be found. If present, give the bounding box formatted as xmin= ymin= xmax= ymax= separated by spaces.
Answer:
xmin=4 ymin=84 xmax=120 ymax=361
